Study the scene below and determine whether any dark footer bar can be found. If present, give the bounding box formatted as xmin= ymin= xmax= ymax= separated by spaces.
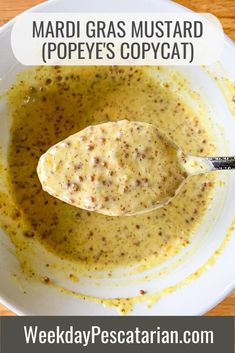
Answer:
xmin=0 ymin=316 xmax=234 ymax=353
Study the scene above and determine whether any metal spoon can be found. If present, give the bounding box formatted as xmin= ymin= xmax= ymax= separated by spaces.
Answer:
xmin=179 ymin=154 xmax=235 ymax=175
xmin=37 ymin=120 xmax=235 ymax=216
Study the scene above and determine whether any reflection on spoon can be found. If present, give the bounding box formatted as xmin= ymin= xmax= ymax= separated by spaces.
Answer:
xmin=37 ymin=120 xmax=235 ymax=216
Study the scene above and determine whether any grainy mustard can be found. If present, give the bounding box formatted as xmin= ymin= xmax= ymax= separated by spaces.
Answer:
xmin=0 ymin=65 xmax=218 ymax=313
xmin=2 ymin=65 xmax=216 ymax=271
xmin=37 ymin=120 xmax=187 ymax=216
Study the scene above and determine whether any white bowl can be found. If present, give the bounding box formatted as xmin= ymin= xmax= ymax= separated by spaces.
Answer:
xmin=0 ymin=0 xmax=235 ymax=315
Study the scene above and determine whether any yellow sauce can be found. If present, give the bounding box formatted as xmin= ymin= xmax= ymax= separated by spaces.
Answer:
xmin=0 ymin=65 xmax=220 ymax=313
xmin=37 ymin=120 xmax=187 ymax=216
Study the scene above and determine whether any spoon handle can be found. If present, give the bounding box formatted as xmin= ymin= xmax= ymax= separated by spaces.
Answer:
xmin=182 ymin=154 xmax=235 ymax=175
xmin=206 ymin=156 xmax=235 ymax=170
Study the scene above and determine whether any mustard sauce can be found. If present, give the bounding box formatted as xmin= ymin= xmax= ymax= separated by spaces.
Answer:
xmin=37 ymin=120 xmax=187 ymax=216
xmin=0 ymin=66 xmax=220 ymax=313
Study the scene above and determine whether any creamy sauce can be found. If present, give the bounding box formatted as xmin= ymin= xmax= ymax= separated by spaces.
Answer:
xmin=38 ymin=120 xmax=187 ymax=216
xmin=0 ymin=65 xmax=220 ymax=313
xmin=55 ymin=220 xmax=234 ymax=315
xmin=4 ymin=66 xmax=216 ymax=272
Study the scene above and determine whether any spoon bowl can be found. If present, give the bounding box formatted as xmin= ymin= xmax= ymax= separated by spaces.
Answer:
xmin=37 ymin=120 xmax=235 ymax=216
